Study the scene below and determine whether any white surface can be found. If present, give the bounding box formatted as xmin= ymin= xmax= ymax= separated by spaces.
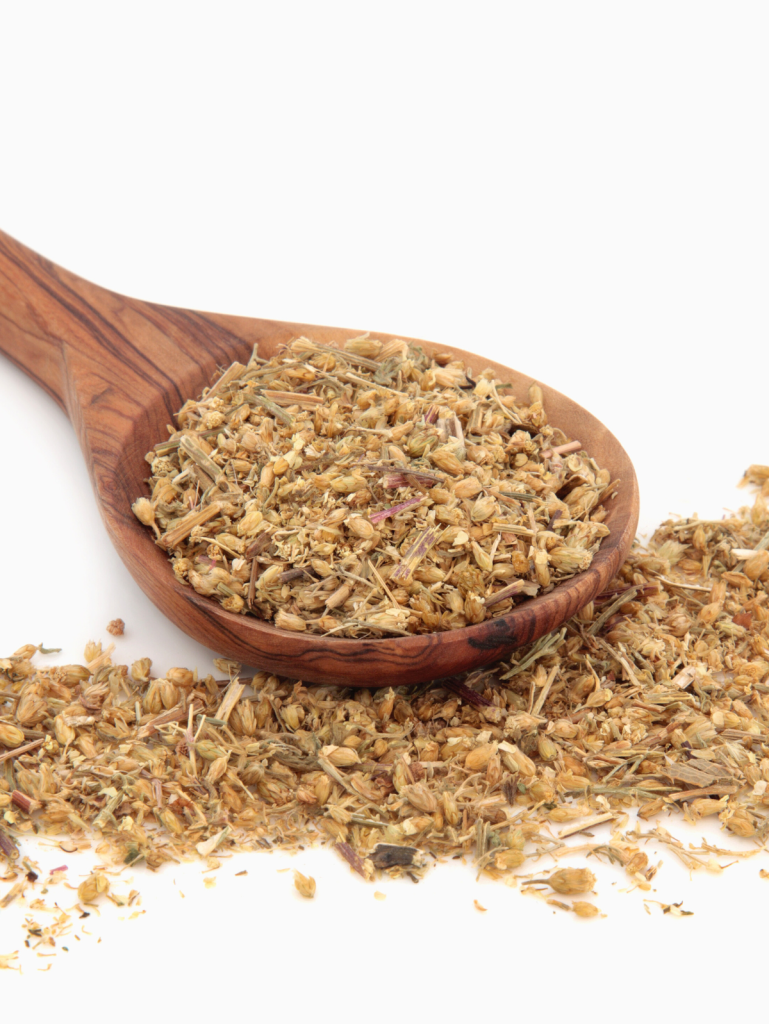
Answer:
xmin=0 ymin=2 xmax=767 ymax=1017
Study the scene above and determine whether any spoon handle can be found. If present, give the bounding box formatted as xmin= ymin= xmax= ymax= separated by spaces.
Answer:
xmin=0 ymin=229 xmax=276 ymax=427
xmin=0 ymin=230 xmax=91 ymax=413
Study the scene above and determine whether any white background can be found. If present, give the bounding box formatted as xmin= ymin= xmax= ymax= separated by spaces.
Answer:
xmin=0 ymin=2 xmax=767 ymax=1017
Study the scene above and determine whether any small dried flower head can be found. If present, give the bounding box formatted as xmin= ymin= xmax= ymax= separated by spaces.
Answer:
xmin=0 ymin=723 xmax=25 ymax=748
xmin=572 ymin=901 xmax=600 ymax=918
xmin=624 ymin=851 xmax=649 ymax=876
xmin=545 ymin=868 xmax=595 ymax=895
xmin=131 ymin=657 xmax=152 ymax=683
xmin=548 ymin=547 xmax=593 ymax=573
xmin=745 ymin=550 xmax=769 ymax=581
xmin=274 ymin=610 xmax=308 ymax=633
xmin=77 ymin=871 xmax=110 ymax=904
xmin=314 ymin=776 xmax=332 ymax=805
xmin=293 ymin=870 xmax=317 ymax=899
xmin=404 ymin=783 xmax=437 ymax=814
xmin=53 ymin=715 xmax=76 ymax=747
xmin=453 ymin=477 xmax=483 ymax=499
xmin=206 ymin=755 xmax=230 ymax=784
xmin=537 ymin=735 xmax=559 ymax=761
xmin=132 ymin=497 xmax=159 ymax=535
xmin=441 ymin=790 xmax=459 ymax=825
xmin=15 ymin=691 xmax=47 ymax=727
xmin=347 ymin=517 xmax=375 ymax=540
xmin=344 ymin=335 xmax=382 ymax=359
xmin=724 ymin=808 xmax=756 ymax=837
xmin=167 ymin=667 xmax=195 ymax=688
xmin=465 ymin=742 xmax=497 ymax=772
xmin=494 ymin=848 xmax=526 ymax=870
xmin=321 ymin=745 xmax=360 ymax=767
xmin=470 ymin=495 xmax=497 ymax=523
xmin=429 ymin=446 xmax=464 ymax=476
xmin=84 ymin=640 xmax=102 ymax=663
xmin=282 ymin=704 xmax=305 ymax=731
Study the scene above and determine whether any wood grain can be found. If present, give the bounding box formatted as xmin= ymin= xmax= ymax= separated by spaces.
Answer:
xmin=0 ymin=230 xmax=639 ymax=686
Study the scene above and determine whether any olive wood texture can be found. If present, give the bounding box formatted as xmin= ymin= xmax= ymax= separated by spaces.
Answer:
xmin=0 ymin=230 xmax=639 ymax=686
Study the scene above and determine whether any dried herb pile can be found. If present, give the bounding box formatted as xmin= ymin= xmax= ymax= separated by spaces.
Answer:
xmin=2 ymin=467 xmax=769 ymax=942
xmin=133 ymin=336 xmax=615 ymax=636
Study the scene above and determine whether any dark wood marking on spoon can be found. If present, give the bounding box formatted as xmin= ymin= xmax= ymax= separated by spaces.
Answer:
xmin=0 ymin=229 xmax=640 ymax=687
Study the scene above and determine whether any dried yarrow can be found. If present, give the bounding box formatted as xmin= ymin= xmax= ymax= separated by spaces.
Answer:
xmin=133 ymin=336 xmax=615 ymax=637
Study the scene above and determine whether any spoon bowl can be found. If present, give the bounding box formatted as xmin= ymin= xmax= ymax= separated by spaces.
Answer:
xmin=0 ymin=231 xmax=639 ymax=686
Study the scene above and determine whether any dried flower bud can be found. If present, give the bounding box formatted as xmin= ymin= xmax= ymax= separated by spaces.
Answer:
xmin=131 ymin=658 xmax=152 ymax=683
xmin=314 ymin=776 xmax=332 ymax=805
xmin=274 ymin=610 xmax=308 ymax=632
xmin=237 ymin=511 xmax=264 ymax=537
xmin=321 ymin=745 xmax=360 ymax=767
xmin=551 ymin=720 xmax=578 ymax=739
xmin=77 ymin=871 xmax=110 ymax=904
xmin=465 ymin=742 xmax=497 ymax=772
xmin=572 ymin=901 xmax=600 ymax=918
xmin=699 ymin=601 xmax=723 ymax=625
xmin=293 ymin=870 xmax=317 ymax=898
xmin=347 ymin=517 xmax=375 ymax=540
xmin=206 ymin=755 xmax=230 ymax=784
xmin=464 ymin=593 xmax=487 ymax=624
xmin=537 ymin=734 xmax=559 ymax=761
xmin=690 ymin=797 xmax=727 ymax=818
xmin=529 ymin=777 xmax=555 ymax=801
xmin=143 ymin=681 xmax=163 ymax=714
xmin=15 ymin=692 xmax=47 ymax=727
xmin=330 ymin=474 xmax=368 ymax=494
xmin=53 ymin=715 xmax=76 ymax=746
xmin=84 ymin=641 xmax=102 ymax=663
xmin=471 ymin=541 xmax=494 ymax=573
xmin=494 ymin=848 xmax=526 ymax=870
xmin=745 ymin=550 xmax=769 ymax=581
xmin=453 ymin=477 xmax=483 ymax=499
xmin=470 ymin=495 xmax=497 ymax=523
xmin=724 ymin=808 xmax=756 ymax=837
xmin=325 ymin=584 xmax=352 ymax=611
xmin=0 ymin=723 xmax=24 ymax=748
xmin=160 ymin=809 xmax=184 ymax=834
xmin=195 ymin=739 xmax=228 ymax=761
xmin=545 ymin=868 xmax=595 ymax=895
xmin=429 ymin=446 xmax=464 ymax=476
xmin=534 ymin=549 xmax=551 ymax=588
xmin=344 ymin=335 xmax=382 ymax=358
xmin=282 ymin=704 xmax=305 ymax=731
xmin=501 ymin=742 xmax=536 ymax=777
xmin=548 ymin=547 xmax=593 ymax=573
xmin=166 ymin=667 xmax=194 ymax=688
xmin=132 ymin=497 xmax=158 ymax=533
xmin=404 ymin=783 xmax=437 ymax=813
xmin=624 ymin=851 xmax=648 ymax=876
xmin=441 ymin=790 xmax=459 ymax=825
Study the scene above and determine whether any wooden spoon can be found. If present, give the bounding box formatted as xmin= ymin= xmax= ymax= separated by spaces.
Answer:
xmin=0 ymin=230 xmax=639 ymax=687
